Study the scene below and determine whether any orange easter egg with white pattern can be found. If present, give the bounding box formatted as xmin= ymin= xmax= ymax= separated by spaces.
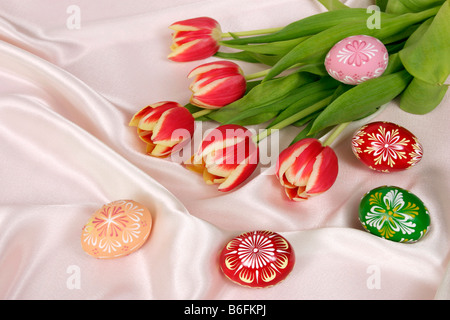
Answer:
xmin=81 ymin=200 xmax=152 ymax=259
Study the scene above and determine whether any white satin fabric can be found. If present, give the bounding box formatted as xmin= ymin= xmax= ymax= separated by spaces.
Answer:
xmin=0 ymin=0 xmax=448 ymax=300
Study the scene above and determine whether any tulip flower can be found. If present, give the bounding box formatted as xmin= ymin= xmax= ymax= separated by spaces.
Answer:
xmin=185 ymin=124 xmax=259 ymax=192
xmin=276 ymin=138 xmax=338 ymax=201
xmin=188 ymin=61 xmax=247 ymax=109
xmin=129 ymin=101 xmax=195 ymax=157
xmin=168 ymin=17 xmax=222 ymax=62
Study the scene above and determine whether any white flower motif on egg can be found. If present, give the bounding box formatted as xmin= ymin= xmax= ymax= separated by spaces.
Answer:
xmin=336 ymin=39 xmax=378 ymax=66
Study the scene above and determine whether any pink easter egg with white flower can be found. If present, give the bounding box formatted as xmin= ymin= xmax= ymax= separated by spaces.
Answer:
xmin=325 ymin=35 xmax=388 ymax=85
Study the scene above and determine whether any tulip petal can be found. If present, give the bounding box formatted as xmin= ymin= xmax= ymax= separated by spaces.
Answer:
xmin=305 ymin=146 xmax=338 ymax=195
xmin=189 ymin=97 xmax=222 ymax=110
xmin=198 ymin=125 xmax=254 ymax=164
xmin=146 ymin=142 xmax=156 ymax=154
xmin=129 ymin=106 xmax=153 ymax=127
xmin=197 ymin=124 xmax=245 ymax=153
xmin=203 ymin=169 xmax=225 ymax=185
xmin=169 ymin=17 xmax=220 ymax=32
xmin=190 ymin=77 xmax=229 ymax=96
xmin=185 ymin=155 xmax=205 ymax=174
xmin=282 ymin=185 xmax=308 ymax=201
xmin=288 ymin=141 xmax=323 ymax=186
xmin=188 ymin=61 xmax=244 ymax=95
xmin=276 ymin=138 xmax=338 ymax=201
xmin=169 ymin=36 xmax=220 ymax=62
xmin=130 ymin=102 xmax=194 ymax=158
xmin=188 ymin=61 xmax=246 ymax=108
xmin=187 ymin=61 xmax=241 ymax=79
xmin=276 ymin=138 xmax=317 ymax=185
xmin=214 ymin=138 xmax=259 ymax=192
xmin=171 ymin=33 xmax=215 ymax=50
xmin=151 ymin=107 xmax=194 ymax=145
xmin=191 ymin=76 xmax=246 ymax=108
xmin=205 ymin=136 xmax=258 ymax=177
xmin=137 ymin=102 xmax=181 ymax=131
xmin=149 ymin=144 xmax=175 ymax=158
xmin=169 ymin=24 xmax=200 ymax=32
xmin=190 ymin=124 xmax=259 ymax=191
xmin=137 ymin=128 xmax=153 ymax=144
xmin=284 ymin=187 xmax=299 ymax=200
xmin=168 ymin=39 xmax=202 ymax=60
xmin=168 ymin=17 xmax=221 ymax=62
xmin=218 ymin=161 xmax=258 ymax=192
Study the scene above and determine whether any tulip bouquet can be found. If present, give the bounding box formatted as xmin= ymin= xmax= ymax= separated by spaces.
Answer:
xmin=130 ymin=0 xmax=449 ymax=201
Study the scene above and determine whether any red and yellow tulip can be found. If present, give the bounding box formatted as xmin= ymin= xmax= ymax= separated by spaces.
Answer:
xmin=168 ymin=17 xmax=222 ymax=62
xmin=129 ymin=101 xmax=195 ymax=157
xmin=185 ymin=124 xmax=259 ymax=192
xmin=276 ymin=138 xmax=338 ymax=201
xmin=188 ymin=61 xmax=247 ymax=109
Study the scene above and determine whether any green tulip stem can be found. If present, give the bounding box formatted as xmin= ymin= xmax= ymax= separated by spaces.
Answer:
xmin=245 ymin=63 xmax=304 ymax=81
xmin=192 ymin=109 xmax=213 ymax=119
xmin=221 ymin=27 xmax=283 ymax=39
xmin=253 ymin=96 xmax=333 ymax=144
xmin=244 ymin=69 xmax=271 ymax=81
xmin=322 ymin=122 xmax=350 ymax=147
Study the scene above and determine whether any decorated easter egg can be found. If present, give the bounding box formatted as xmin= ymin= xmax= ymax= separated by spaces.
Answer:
xmin=359 ymin=186 xmax=430 ymax=243
xmin=351 ymin=121 xmax=423 ymax=172
xmin=81 ymin=200 xmax=152 ymax=259
xmin=325 ymin=35 xmax=388 ymax=85
xmin=219 ymin=230 xmax=295 ymax=288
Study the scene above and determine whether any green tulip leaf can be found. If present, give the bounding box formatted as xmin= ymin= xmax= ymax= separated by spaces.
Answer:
xmin=309 ymin=70 xmax=413 ymax=134
xmin=400 ymin=77 xmax=449 ymax=114
xmin=399 ymin=1 xmax=450 ymax=85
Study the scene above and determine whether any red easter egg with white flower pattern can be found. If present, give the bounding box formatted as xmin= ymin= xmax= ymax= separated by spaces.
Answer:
xmin=351 ymin=121 xmax=423 ymax=172
xmin=219 ymin=230 xmax=295 ymax=288
xmin=325 ymin=35 xmax=388 ymax=85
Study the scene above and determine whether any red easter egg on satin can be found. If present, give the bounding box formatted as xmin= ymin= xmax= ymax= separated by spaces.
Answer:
xmin=219 ymin=230 xmax=295 ymax=288
xmin=351 ymin=121 xmax=423 ymax=172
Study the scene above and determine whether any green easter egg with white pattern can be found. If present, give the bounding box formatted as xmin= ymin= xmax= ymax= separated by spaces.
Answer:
xmin=359 ymin=186 xmax=430 ymax=243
